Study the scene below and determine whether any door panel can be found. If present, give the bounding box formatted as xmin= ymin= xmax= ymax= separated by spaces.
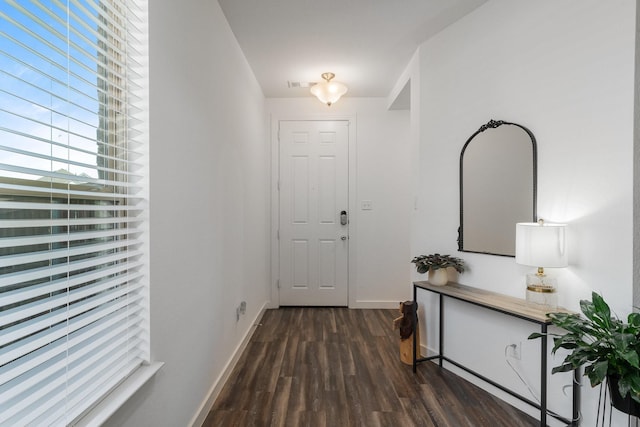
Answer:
xmin=318 ymin=156 xmax=336 ymax=222
xmin=279 ymin=120 xmax=349 ymax=306
xmin=292 ymin=239 xmax=309 ymax=288
xmin=292 ymin=157 xmax=309 ymax=223
xmin=318 ymin=239 xmax=336 ymax=289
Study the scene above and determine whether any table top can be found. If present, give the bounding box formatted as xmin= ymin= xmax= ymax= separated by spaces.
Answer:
xmin=413 ymin=281 xmax=574 ymax=324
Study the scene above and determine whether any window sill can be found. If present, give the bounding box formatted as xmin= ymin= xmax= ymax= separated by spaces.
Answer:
xmin=74 ymin=361 xmax=164 ymax=427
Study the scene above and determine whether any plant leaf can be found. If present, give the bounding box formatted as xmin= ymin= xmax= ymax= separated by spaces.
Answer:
xmin=551 ymin=363 xmax=575 ymax=374
xmin=627 ymin=374 xmax=640 ymax=404
xmin=587 ymin=360 xmax=608 ymax=387
xmin=628 ymin=312 xmax=640 ymax=327
xmin=620 ymin=349 xmax=640 ymax=368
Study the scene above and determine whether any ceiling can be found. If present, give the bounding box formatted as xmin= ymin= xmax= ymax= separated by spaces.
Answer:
xmin=217 ymin=0 xmax=487 ymax=100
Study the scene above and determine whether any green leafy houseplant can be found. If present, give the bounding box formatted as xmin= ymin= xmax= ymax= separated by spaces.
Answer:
xmin=411 ymin=253 xmax=465 ymax=274
xmin=529 ymin=292 xmax=640 ymax=412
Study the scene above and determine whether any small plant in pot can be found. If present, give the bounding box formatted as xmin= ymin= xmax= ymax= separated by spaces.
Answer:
xmin=411 ymin=253 xmax=465 ymax=286
xmin=528 ymin=292 xmax=640 ymax=417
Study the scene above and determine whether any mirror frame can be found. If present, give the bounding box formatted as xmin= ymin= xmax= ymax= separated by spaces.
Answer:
xmin=457 ymin=119 xmax=538 ymax=257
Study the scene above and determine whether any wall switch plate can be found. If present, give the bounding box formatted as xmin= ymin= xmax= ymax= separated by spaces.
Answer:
xmin=361 ymin=200 xmax=373 ymax=210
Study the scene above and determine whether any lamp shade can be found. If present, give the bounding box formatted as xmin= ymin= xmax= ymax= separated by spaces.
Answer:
xmin=515 ymin=222 xmax=567 ymax=268
xmin=310 ymin=73 xmax=348 ymax=106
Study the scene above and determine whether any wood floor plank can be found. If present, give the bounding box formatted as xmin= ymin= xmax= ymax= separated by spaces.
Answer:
xmin=207 ymin=308 xmax=539 ymax=427
xmin=245 ymin=391 xmax=274 ymax=426
xmin=324 ymin=341 xmax=345 ymax=393
xmin=269 ymin=376 xmax=292 ymax=427
xmin=343 ymin=374 xmax=367 ymax=426
xmin=398 ymin=397 xmax=437 ymax=427
xmin=280 ymin=334 xmax=300 ymax=378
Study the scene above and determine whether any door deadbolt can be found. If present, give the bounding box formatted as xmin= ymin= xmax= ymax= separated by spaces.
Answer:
xmin=340 ymin=210 xmax=348 ymax=225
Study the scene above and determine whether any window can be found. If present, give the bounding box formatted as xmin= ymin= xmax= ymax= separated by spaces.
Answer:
xmin=0 ymin=1 xmax=149 ymax=425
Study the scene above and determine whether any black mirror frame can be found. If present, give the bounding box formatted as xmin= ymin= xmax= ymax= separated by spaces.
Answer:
xmin=457 ymin=119 xmax=538 ymax=257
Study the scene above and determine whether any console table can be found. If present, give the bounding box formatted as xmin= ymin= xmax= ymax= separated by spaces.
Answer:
xmin=412 ymin=281 xmax=580 ymax=426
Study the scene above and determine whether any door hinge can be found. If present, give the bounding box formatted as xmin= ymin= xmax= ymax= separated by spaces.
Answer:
xmin=277 ymin=180 xmax=280 ymax=191
xmin=276 ymin=279 xmax=280 ymax=289
xmin=277 ymin=229 xmax=279 ymax=240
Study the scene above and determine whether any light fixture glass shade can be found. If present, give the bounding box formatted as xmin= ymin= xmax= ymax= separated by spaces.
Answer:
xmin=515 ymin=222 xmax=568 ymax=268
xmin=310 ymin=72 xmax=348 ymax=106
xmin=515 ymin=221 xmax=567 ymax=307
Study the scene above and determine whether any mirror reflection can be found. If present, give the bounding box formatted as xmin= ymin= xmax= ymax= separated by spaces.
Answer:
xmin=458 ymin=120 xmax=537 ymax=257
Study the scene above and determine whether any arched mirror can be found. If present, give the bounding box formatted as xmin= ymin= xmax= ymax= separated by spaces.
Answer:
xmin=458 ymin=120 xmax=537 ymax=257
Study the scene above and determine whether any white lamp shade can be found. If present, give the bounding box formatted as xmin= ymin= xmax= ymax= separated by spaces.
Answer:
xmin=515 ymin=222 xmax=568 ymax=267
xmin=310 ymin=80 xmax=348 ymax=106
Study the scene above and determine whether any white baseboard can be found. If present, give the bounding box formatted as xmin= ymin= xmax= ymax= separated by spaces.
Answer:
xmin=422 ymin=343 xmax=434 ymax=358
xmin=351 ymin=300 xmax=407 ymax=309
xmin=188 ymin=302 xmax=268 ymax=427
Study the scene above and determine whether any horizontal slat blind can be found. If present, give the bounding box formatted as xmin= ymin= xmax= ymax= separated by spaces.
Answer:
xmin=0 ymin=0 xmax=149 ymax=425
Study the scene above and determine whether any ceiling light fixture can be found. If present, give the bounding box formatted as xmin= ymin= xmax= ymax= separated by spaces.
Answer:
xmin=310 ymin=72 xmax=348 ymax=106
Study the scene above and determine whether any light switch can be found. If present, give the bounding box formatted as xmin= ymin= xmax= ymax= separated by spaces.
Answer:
xmin=361 ymin=200 xmax=373 ymax=210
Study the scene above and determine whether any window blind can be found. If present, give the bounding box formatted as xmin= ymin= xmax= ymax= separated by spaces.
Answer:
xmin=0 ymin=0 xmax=149 ymax=425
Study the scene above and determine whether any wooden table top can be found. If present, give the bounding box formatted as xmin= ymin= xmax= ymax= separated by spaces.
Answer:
xmin=413 ymin=281 xmax=574 ymax=324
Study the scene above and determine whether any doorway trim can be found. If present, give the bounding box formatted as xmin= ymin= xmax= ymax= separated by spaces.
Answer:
xmin=269 ymin=114 xmax=357 ymax=309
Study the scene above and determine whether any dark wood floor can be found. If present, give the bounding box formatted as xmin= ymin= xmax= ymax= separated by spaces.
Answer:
xmin=204 ymin=308 xmax=539 ymax=427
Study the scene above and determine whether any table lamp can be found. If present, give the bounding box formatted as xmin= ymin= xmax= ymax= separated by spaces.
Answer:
xmin=515 ymin=219 xmax=567 ymax=307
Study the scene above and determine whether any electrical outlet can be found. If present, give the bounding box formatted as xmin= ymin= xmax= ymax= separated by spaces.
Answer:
xmin=508 ymin=342 xmax=522 ymax=360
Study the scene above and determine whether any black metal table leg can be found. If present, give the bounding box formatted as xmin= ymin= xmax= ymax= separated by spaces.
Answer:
xmin=541 ymin=323 xmax=548 ymax=427
xmin=439 ymin=293 xmax=443 ymax=367
xmin=412 ymin=285 xmax=417 ymax=373
xmin=573 ymin=366 xmax=581 ymax=425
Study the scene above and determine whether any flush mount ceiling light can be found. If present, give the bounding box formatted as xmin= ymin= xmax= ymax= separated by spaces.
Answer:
xmin=310 ymin=72 xmax=348 ymax=106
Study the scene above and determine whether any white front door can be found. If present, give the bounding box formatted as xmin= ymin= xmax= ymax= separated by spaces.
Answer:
xmin=278 ymin=120 xmax=349 ymax=306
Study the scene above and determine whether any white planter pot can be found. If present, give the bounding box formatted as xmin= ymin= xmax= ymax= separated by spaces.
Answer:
xmin=428 ymin=268 xmax=449 ymax=286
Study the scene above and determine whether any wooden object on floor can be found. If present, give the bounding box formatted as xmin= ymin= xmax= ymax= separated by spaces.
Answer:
xmin=393 ymin=301 xmax=421 ymax=365
xmin=205 ymin=307 xmax=539 ymax=427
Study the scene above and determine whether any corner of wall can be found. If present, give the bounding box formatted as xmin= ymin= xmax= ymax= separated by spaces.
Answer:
xmin=386 ymin=48 xmax=420 ymax=111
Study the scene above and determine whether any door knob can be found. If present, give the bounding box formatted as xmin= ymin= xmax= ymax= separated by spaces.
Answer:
xmin=341 ymin=236 xmax=348 ymax=241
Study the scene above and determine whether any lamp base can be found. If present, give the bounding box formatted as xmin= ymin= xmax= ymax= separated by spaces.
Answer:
xmin=525 ymin=273 xmax=557 ymax=308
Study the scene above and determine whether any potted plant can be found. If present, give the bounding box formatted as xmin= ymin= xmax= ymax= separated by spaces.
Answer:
xmin=528 ymin=292 xmax=640 ymax=416
xmin=411 ymin=253 xmax=465 ymax=286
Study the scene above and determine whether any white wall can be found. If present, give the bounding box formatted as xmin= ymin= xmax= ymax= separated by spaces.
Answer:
xmin=104 ymin=1 xmax=269 ymax=426
xmin=411 ymin=1 xmax=635 ymax=425
xmin=266 ymin=98 xmax=412 ymax=308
